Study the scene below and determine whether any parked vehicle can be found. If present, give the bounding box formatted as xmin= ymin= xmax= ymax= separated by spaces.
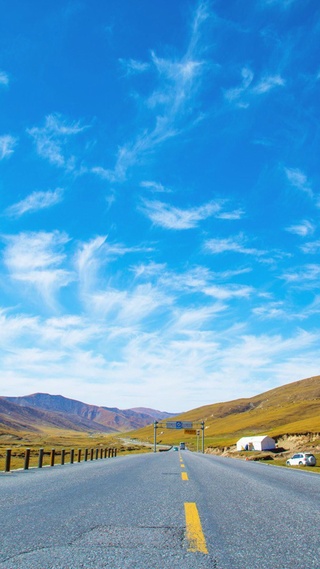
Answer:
xmin=286 ymin=452 xmax=316 ymax=466
xmin=179 ymin=442 xmax=186 ymax=450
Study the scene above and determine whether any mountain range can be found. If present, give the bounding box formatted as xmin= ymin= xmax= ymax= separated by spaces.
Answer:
xmin=0 ymin=393 xmax=176 ymax=434
xmin=1 ymin=375 xmax=319 ymax=442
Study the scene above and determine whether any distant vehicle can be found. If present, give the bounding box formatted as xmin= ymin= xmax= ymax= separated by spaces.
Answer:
xmin=286 ymin=453 xmax=316 ymax=467
xmin=179 ymin=442 xmax=185 ymax=450
xmin=173 ymin=446 xmax=179 ymax=451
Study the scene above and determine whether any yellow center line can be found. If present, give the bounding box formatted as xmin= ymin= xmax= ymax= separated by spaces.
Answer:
xmin=184 ymin=502 xmax=208 ymax=554
xmin=180 ymin=463 xmax=185 ymax=468
xmin=181 ymin=471 xmax=188 ymax=480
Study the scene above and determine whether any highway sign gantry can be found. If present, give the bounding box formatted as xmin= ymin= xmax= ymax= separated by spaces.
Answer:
xmin=166 ymin=421 xmax=194 ymax=429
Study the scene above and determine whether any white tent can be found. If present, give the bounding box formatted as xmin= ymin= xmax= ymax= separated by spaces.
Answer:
xmin=236 ymin=435 xmax=275 ymax=451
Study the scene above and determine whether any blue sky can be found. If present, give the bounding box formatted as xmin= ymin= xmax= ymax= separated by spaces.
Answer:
xmin=0 ymin=0 xmax=319 ymax=412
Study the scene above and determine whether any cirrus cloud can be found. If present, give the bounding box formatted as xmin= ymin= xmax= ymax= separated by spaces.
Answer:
xmin=6 ymin=188 xmax=64 ymax=217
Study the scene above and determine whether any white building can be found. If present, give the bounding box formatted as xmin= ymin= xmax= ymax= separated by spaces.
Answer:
xmin=236 ymin=435 xmax=275 ymax=452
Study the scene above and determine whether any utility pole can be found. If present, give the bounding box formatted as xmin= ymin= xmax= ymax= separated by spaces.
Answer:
xmin=153 ymin=421 xmax=158 ymax=453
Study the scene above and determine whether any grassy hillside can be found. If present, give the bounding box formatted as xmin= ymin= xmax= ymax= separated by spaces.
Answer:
xmin=130 ymin=375 xmax=320 ymax=449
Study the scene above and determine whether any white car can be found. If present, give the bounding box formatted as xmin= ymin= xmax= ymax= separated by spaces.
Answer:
xmin=286 ymin=452 xmax=316 ymax=467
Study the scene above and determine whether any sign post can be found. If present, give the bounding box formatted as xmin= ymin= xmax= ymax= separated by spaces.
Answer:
xmin=201 ymin=421 xmax=205 ymax=453
xmin=153 ymin=420 xmax=158 ymax=453
xmin=152 ymin=420 xmax=205 ymax=453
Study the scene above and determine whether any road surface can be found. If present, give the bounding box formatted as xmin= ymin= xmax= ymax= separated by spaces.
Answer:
xmin=1 ymin=450 xmax=319 ymax=568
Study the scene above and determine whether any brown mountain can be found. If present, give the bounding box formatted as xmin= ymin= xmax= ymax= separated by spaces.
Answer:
xmin=0 ymin=393 xmax=176 ymax=435
xmin=0 ymin=397 xmax=114 ymax=434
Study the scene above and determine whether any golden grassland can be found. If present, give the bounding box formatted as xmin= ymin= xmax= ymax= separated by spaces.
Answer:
xmin=131 ymin=375 xmax=320 ymax=445
xmin=0 ymin=428 xmax=151 ymax=471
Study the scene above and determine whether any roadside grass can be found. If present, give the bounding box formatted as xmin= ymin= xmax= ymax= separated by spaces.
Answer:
xmin=1 ymin=428 xmax=319 ymax=474
xmin=0 ymin=430 xmax=151 ymax=472
xmin=264 ymin=453 xmax=320 ymax=473
xmin=217 ymin=450 xmax=320 ymax=474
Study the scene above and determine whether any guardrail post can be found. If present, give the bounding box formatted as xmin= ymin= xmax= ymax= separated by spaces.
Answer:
xmin=50 ymin=449 xmax=55 ymax=467
xmin=84 ymin=448 xmax=88 ymax=461
xmin=78 ymin=449 xmax=81 ymax=462
xmin=61 ymin=449 xmax=65 ymax=465
xmin=70 ymin=449 xmax=74 ymax=464
xmin=5 ymin=449 xmax=11 ymax=472
xmin=114 ymin=448 xmax=117 ymax=457
xmin=108 ymin=448 xmax=111 ymax=458
xmin=24 ymin=448 xmax=30 ymax=470
xmin=90 ymin=448 xmax=94 ymax=461
xmin=100 ymin=448 xmax=103 ymax=459
xmin=95 ymin=448 xmax=99 ymax=460
xmin=104 ymin=448 xmax=107 ymax=458
xmin=38 ymin=448 xmax=44 ymax=468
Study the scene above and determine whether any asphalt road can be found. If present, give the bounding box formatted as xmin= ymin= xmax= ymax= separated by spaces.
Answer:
xmin=1 ymin=450 xmax=319 ymax=569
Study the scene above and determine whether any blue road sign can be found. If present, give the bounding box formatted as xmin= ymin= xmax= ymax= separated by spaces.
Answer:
xmin=166 ymin=421 xmax=193 ymax=429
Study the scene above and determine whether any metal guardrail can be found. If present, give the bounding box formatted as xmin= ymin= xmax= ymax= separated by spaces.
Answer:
xmin=3 ymin=447 xmax=117 ymax=473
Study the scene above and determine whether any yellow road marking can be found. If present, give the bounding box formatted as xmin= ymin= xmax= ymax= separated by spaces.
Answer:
xmin=181 ymin=471 xmax=188 ymax=480
xmin=180 ymin=463 xmax=185 ymax=468
xmin=184 ymin=502 xmax=208 ymax=554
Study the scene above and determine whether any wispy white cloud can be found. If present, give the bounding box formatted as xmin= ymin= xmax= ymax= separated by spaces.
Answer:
xmin=132 ymin=262 xmax=167 ymax=279
xmin=203 ymin=283 xmax=253 ymax=300
xmin=27 ymin=113 xmax=89 ymax=170
xmin=117 ymin=283 xmax=171 ymax=324
xmin=119 ymin=58 xmax=150 ymax=75
xmin=220 ymin=329 xmax=318 ymax=376
xmin=224 ymin=67 xmax=254 ymax=106
xmin=75 ymin=236 xmax=152 ymax=296
xmin=285 ymin=220 xmax=314 ymax=237
xmin=252 ymin=74 xmax=285 ymax=94
xmin=75 ymin=235 xmax=107 ymax=293
xmin=41 ymin=315 xmax=102 ymax=348
xmin=139 ymin=199 xmax=221 ymax=229
xmin=204 ymin=234 xmax=264 ymax=256
xmin=0 ymin=309 xmax=40 ymax=345
xmin=2 ymin=231 xmax=73 ymax=308
xmin=225 ymin=67 xmax=285 ymax=107
xmin=252 ymin=301 xmax=286 ymax=319
xmin=140 ymin=180 xmax=172 ymax=193
xmin=170 ymin=304 xmax=226 ymax=332
xmin=0 ymin=134 xmax=17 ymax=159
xmin=97 ymin=2 xmax=210 ymax=182
xmin=281 ymin=263 xmax=320 ymax=284
xmin=284 ymin=167 xmax=313 ymax=197
xmin=0 ymin=71 xmax=9 ymax=86
xmin=300 ymin=240 xmax=320 ymax=254
xmin=216 ymin=208 xmax=245 ymax=220
xmin=84 ymin=281 xmax=173 ymax=330
xmin=6 ymin=188 xmax=63 ymax=217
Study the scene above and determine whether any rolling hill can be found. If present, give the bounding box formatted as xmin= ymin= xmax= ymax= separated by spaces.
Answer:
xmin=0 ymin=393 xmax=175 ymax=435
xmin=130 ymin=375 xmax=320 ymax=448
